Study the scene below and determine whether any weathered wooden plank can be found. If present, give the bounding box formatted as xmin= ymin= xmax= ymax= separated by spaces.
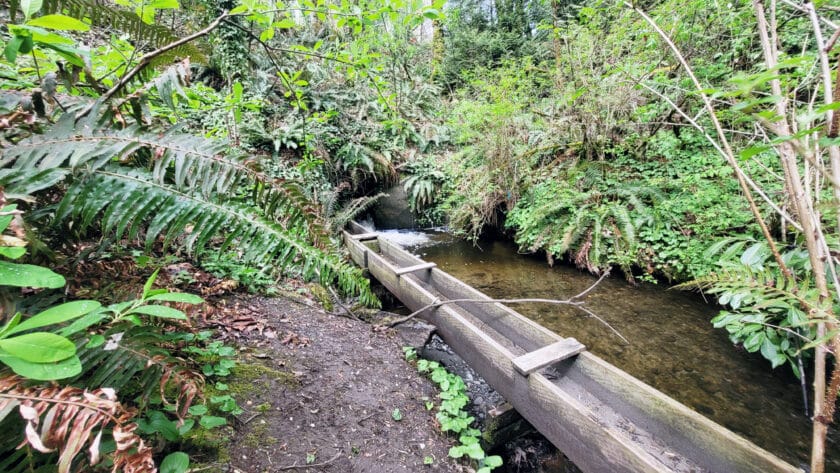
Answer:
xmin=395 ymin=262 xmax=436 ymax=276
xmin=349 ymin=232 xmax=379 ymax=241
xmin=513 ymin=338 xmax=585 ymax=376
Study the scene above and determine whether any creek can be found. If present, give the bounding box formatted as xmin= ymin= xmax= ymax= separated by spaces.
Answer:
xmin=375 ymin=227 xmax=836 ymax=471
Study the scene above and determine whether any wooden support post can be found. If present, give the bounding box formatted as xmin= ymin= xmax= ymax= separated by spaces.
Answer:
xmin=512 ymin=338 xmax=585 ymax=376
xmin=395 ymin=262 xmax=437 ymax=276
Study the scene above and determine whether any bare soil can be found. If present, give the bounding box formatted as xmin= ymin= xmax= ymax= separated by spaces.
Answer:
xmin=216 ymin=295 xmax=462 ymax=473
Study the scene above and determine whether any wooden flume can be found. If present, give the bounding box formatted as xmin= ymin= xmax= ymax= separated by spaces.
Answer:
xmin=344 ymin=222 xmax=801 ymax=473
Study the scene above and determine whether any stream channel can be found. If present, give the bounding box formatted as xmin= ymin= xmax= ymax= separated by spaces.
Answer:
xmin=375 ymin=227 xmax=837 ymax=472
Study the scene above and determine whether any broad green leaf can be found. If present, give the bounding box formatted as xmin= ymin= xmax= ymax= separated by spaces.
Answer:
xmin=259 ymin=27 xmax=274 ymax=42
xmin=4 ymin=36 xmax=25 ymax=62
xmin=128 ymin=305 xmax=188 ymax=320
xmin=0 ymin=260 xmax=65 ymax=288
xmin=57 ymin=310 xmax=108 ymax=337
xmin=0 ymin=205 xmax=18 ymax=233
xmin=0 ymin=332 xmax=76 ymax=362
xmin=0 ymin=247 xmax=27 ymax=260
xmin=160 ymin=452 xmax=190 ymax=473
xmin=0 ymin=313 xmax=21 ymax=339
xmin=85 ymin=334 xmax=105 ymax=348
xmin=0 ymin=351 xmax=81 ymax=380
xmin=138 ymin=411 xmax=180 ymax=441
xmin=273 ymin=18 xmax=295 ymax=28
xmin=483 ymin=456 xmax=503 ymax=468
xmin=199 ymin=415 xmax=226 ymax=429
xmin=21 ymin=0 xmax=43 ymax=20
xmin=7 ymin=300 xmax=101 ymax=336
xmin=147 ymin=293 xmax=203 ymax=304
xmin=37 ymin=40 xmax=85 ymax=67
xmin=27 ymin=14 xmax=89 ymax=31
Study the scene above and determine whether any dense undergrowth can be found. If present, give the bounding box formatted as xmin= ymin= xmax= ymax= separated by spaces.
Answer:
xmin=3 ymin=0 xmax=840 ymax=471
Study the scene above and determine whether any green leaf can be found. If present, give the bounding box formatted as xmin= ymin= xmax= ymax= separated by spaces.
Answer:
xmin=147 ymin=292 xmax=204 ymax=304
xmin=21 ymin=0 xmax=43 ymax=20
xmin=0 ymin=351 xmax=81 ymax=380
xmin=0 ymin=247 xmax=27 ymax=260
xmin=483 ymin=455 xmax=503 ymax=468
xmin=85 ymin=334 xmax=106 ymax=348
xmin=0 ymin=260 xmax=65 ymax=288
xmin=160 ymin=452 xmax=190 ymax=473
xmin=461 ymin=442 xmax=485 ymax=460
xmin=259 ymin=27 xmax=274 ymax=42
xmin=27 ymin=14 xmax=89 ymax=31
xmin=138 ymin=411 xmax=180 ymax=441
xmin=143 ymin=269 xmax=160 ymax=298
xmin=7 ymin=300 xmax=101 ymax=336
xmin=4 ymin=36 xmax=25 ymax=63
xmin=273 ymin=18 xmax=296 ymax=28
xmin=128 ymin=304 xmax=187 ymax=320
xmin=0 ymin=332 xmax=76 ymax=362
xmin=199 ymin=415 xmax=227 ymax=429
xmin=0 ymin=205 xmax=18 ymax=233
xmin=0 ymin=313 xmax=21 ymax=339
xmin=188 ymin=405 xmax=208 ymax=416
xmin=391 ymin=408 xmax=402 ymax=421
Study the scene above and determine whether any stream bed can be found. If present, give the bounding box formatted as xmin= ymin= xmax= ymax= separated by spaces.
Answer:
xmin=377 ymin=228 xmax=835 ymax=471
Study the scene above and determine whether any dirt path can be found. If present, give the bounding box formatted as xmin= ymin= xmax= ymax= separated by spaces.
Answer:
xmin=217 ymin=295 xmax=461 ymax=473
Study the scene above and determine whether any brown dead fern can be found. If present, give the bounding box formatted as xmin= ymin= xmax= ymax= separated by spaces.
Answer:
xmin=0 ymin=374 xmax=156 ymax=473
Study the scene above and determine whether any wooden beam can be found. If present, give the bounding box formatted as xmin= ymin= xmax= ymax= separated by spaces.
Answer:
xmin=350 ymin=232 xmax=379 ymax=241
xmin=512 ymin=338 xmax=585 ymax=376
xmin=395 ymin=262 xmax=436 ymax=276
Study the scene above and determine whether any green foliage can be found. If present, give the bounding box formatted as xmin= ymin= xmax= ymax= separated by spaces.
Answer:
xmin=678 ymin=238 xmax=823 ymax=377
xmin=411 ymin=356 xmax=502 ymax=472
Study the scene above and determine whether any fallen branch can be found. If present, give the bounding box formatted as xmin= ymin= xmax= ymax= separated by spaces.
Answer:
xmin=76 ymin=12 xmax=229 ymax=119
xmin=383 ymin=270 xmax=627 ymax=343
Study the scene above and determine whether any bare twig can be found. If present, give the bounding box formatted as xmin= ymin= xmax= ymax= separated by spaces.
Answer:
xmin=384 ymin=270 xmax=627 ymax=343
xmin=326 ymin=284 xmax=360 ymax=320
xmin=76 ymin=12 xmax=229 ymax=119
xmin=628 ymin=2 xmax=792 ymax=278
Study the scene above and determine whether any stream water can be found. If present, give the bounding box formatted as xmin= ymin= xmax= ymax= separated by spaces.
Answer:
xmin=375 ymin=228 xmax=836 ymax=471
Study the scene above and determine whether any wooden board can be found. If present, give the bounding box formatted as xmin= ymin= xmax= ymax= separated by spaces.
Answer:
xmin=513 ymin=338 xmax=585 ymax=375
xmin=395 ymin=262 xmax=436 ymax=276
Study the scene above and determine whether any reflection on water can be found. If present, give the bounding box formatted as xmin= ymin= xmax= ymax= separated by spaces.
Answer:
xmin=399 ymin=230 xmax=834 ymax=471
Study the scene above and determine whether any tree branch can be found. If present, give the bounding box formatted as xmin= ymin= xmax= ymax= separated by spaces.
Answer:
xmin=76 ymin=12 xmax=230 ymax=120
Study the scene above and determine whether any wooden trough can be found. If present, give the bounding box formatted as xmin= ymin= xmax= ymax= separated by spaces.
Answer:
xmin=343 ymin=222 xmax=802 ymax=473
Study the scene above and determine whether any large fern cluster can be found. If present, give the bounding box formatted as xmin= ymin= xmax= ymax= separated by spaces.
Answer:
xmin=37 ymin=0 xmax=208 ymax=68
xmin=1 ymin=111 xmax=377 ymax=305
xmin=507 ymin=174 xmax=662 ymax=279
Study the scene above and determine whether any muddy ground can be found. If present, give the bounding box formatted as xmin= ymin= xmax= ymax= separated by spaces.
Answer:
xmin=186 ymin=290 xmax=575 ymax=473
xmin=199 ymin=295 xmax=463 ymax=473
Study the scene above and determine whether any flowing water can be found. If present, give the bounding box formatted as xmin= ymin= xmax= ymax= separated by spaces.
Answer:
xmin=378 ymin=228 xmax=836 ymax=471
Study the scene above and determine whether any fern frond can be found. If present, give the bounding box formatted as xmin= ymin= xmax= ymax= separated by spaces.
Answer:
xmin=329 ymin=193 xmax=385 ymax=234
xmin=676 ymin=266 xmax=820 ymax=318
xmin=56 ymin=167 xmax=376 ymax=304
xmin=41 ymin=0 xmax=207 ymax=64
xmin=0 ymin=374 xmax=155 ymax=473
xmin=3 ymin=114 xmax=327 ymax=239
xmin=73 ymin=325 xmax=203 ymax=419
